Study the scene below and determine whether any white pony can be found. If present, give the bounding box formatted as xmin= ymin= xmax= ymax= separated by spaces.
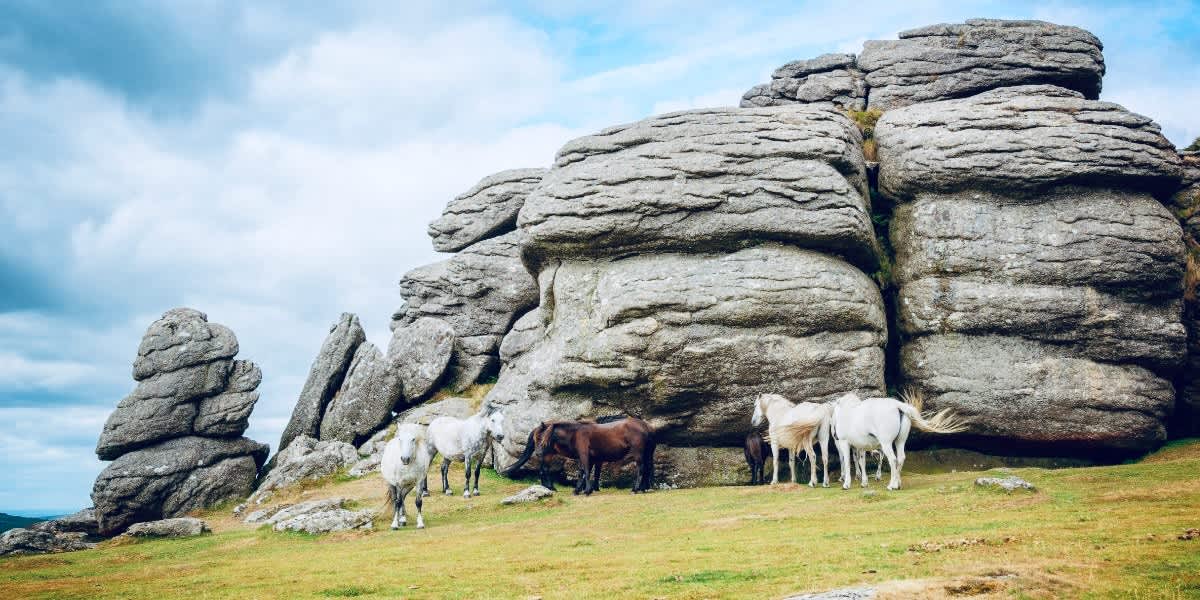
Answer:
xmin=382 ymin=423 xmax=432 ymax=529
xmin=427 ymin=404 xmax=506 ymax=498
xmin=750 ymin=394 xmax=832 ymax=487
xmin=831 ymin=389 xmax=968 ymax=490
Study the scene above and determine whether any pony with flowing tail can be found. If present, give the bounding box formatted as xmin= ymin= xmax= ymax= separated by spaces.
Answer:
xmin=750 ymin=394 xmax=831 ymax=486
xmin=831 ymin=388 xmax=968 ymax=491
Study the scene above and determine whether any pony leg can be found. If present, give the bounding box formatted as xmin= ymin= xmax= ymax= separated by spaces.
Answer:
xmin=874 ymin=452 xmax=883 ymax=481
xmin=836 ymin=440 xmax=851 ymax=490
xmin=441 ymin=458 xmax=452 ymax=495
xmin=790 ymin=445 xmax=800 ymax=484
xmin=642 ymin=443 xmax=655 ymax=491
xmin=463 ymin=455 xmax=473 ymax=499
xmin=806 ymin=440 xmax=818 ymax=488
xmin=858 ymin=449 xmax=869 ymax=488
xmin=389 ymin=484 xmax=401 ymax=529
xmin=414 ymin=489 xmax=425 ymax=529
xmin=398 ymin=487 xmax=408 ymax=527
xmin=819 ymin=423 xmax=830 ymax=488
xmin=879 ymin=441 xmax=901 ymax=490
xmin=472 ymin=455 xmax=483 ymax=496
xmin=421 ymin=475 xmax=431 ymax=497
xmin=770 ymin=439 xmax=780 ymax=485
xmin=592 ymin=461 xmax=602 ymax=492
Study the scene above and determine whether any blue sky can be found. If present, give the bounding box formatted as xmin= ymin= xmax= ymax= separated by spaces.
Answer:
xmin=1 ymin=0 xmax=1198 ymax=513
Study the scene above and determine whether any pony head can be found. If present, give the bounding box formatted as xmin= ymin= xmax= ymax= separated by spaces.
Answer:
xmin=485 ymin=409 xmax=506 ymax=442
xmin=393 ymin=423 xmax=425 ymax=466
xmin=751 ymin=395 xmax=768 ymax=427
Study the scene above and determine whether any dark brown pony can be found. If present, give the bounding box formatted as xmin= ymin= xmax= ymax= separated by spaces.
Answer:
xmin=506 ymin=416 xmax=655 ymax=494
xmin=743 ymin=431 xmax=788 ymax=485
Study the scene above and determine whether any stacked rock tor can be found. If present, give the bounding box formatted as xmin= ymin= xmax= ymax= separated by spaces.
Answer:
xmin=488 ymin=106 xmax=887 ymax=471
xmin=277 ymin=313 xmax=455 ymax=453
xmin=92 ymin=308 xmax=268 ymax=535
xmin=741 ymin=19 xmax=1105 ymax=111
xmin=392 ymin=169 xmax=544 ymax=391
xmin=877 ymin=85 xmax=1185 ymax=452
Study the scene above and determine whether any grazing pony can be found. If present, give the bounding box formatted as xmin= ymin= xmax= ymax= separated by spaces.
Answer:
xmin=427 ymin=404 xmax=506 ymax=498
xmin=743 ymin=431 xmax=790 ymax=485
xmin=504 ymin=415 xmax=625 ymax=492
xmin=382 ymin=423 xmax=432 ymax=529
xmin=521 ymin=416 xmax=655 ymax=494
xmin=831 ymin=389 xmax=968 ymax=490
xmin=750 ymin=394 xmax=831 ymax=486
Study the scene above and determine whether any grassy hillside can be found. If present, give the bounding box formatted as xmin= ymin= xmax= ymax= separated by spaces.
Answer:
xmin=3 ymin=441 xmax=1200 ymax=599
xmin=0 ymin=513 xmax=44 ymax=534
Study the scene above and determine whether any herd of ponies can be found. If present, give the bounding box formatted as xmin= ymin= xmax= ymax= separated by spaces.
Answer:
xmin=380 ymin=389 xmax=968 ymax=529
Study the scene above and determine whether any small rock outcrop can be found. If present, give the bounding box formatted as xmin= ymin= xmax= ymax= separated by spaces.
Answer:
xmin=974 ymin=476 xmax=1035 ymax=492
xmin=501 ymin=485 xmax=554 ymax=505
xmin=92 ymin=309 xmax=269 ymax=536
xmin=121 ymin=517 xmax=209 ymax=538
xmin=740 ymin=53 xmax=865 ymax=110
xmin=29 ymin=508 xmax=100 ymax=537
xmin=392 ymin=232 xmax=537 ymax=391
xmin=249 ymin=436 xmax=358 ymax=504
xmin=429 ymin=168 xmax=548 ymax=252
xmin=262 ymin=498 xmax=375 ymax=534
xmin=278 ymin=313 xmax=365 ymax=455
xmin=490 ymin=106 xmax=886 ymax=472
xmin=0 ymin=527 xmax=97 ymax=556
xmin=878 ymin=86 xmax=1185 ymax=452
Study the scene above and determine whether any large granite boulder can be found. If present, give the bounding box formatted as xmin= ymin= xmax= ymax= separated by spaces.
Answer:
xmin=518 ymin=107 xmax=878 ymax=272
xmin=740 ymin=53 xmax=865 ymax=110
xmin=278 ymin=313 xmax=365 ymax=454
xmin=262 ymin=498 xmax=375 ymax=534
xmin=319 ymin=317 xmax=455 ymax=445
xmin=392 ymin=232 xmax=537 ymax=391
xmin=876 ymin=86 xmax=1182 ymax=198
xmin=96 ymin=310 xmax=261 ymax=459
xmin=858 ymin=19 xmax=1105 ymax=110
xmin=429 ymin=168 xmax=548 ymax=252
xmin=91 ymin=309 xmax=269 ymax=535
xmin=121 ymin=517 xmax=209 ymax=539
xmin=318 ymin=341 xmax=389 ymax=445
xmin=30 ymin=508 xmax=100 ymax=537
xmin=248 ymin=436 xmax=358 ymax=504
xmin=878 ymin=86 xmax=1185 ymax=453
xmin=92 ymin=436 xmax=268 ymax=536
xmin=488 ymin=106 xmax=885 ymax=477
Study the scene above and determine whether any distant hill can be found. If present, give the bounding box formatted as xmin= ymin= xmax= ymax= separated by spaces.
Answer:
xmin=0 ymin=512 xmax=46 ymax=533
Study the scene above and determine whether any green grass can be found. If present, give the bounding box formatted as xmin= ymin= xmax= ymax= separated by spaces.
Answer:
xmin=3 ymin=442 xmax=1200 ymax=598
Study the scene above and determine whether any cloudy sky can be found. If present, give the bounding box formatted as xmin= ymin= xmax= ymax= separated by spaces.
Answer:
xmin=2 ymin=0 xmax=1197 ymax=514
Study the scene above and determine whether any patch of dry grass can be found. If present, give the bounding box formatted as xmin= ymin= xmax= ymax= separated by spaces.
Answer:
xmin=3 ymin=441 xmax=1200 ymax=599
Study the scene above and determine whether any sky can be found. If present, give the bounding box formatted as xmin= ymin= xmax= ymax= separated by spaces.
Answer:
xmin=1 ymin=0 xmax=1198 ymax=514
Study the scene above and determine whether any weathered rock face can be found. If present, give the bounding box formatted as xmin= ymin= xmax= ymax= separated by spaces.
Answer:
xmin=879 ymin=86 xmax=1185 ymax=453
xmin=318 ymin=341 xmax=389 ymax=445
xmin=318 ymin=317 xmax=455 ymax=446
xmin=488 ymin=106 xmax=885 ymax=476
xmin=392 ymin=232 xmax=537 ymax=391
xmin=92 ymin=309 xmax=269 ymax=535
xmin=519 ymin=107 xmax=877 ymax=272
xmin=859 ymin=19 xmax=1104 ymax=110
xmin=96 ymin=308 xmax=261 ymax=459
xmin=876 ymin=86 xmax=1182 ymax=198
xmin=429 ymin=168 xmax=548 ymax=252
xmin=249 ymin=436 xmax=358 ymax=504
xmin=740 ymin=53 xmax=865 ymax=110
xmin=92 ymin=435 xmax=268 ymax=536
xmin=30 ymin=509 xmax=100 ymax=537
xmin=278 ymin=313 xmax=365 ymax=454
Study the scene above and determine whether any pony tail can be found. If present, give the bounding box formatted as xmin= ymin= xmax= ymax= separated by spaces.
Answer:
xmin=503 ymin=429 xmax=539 ymax=475
xmin=383 ymin=483 xmax=398 ymax=517
xmin=898 ymin=387 xmax=969 ymax=434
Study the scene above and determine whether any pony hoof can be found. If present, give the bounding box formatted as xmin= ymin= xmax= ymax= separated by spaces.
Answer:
xmin=416 ymin=523 xmax=425 ymax=529
xmin=443 ymin=490 xmax=452 ymax=496
xmin=463 ymin=491 xmax=471 ymax=499
xmin=391 ymin=525 xmax=399 ymax=530
xmin=822 ymin=483 xmax=829 ymax=488
xmin=472 ymin=490 xmax=480 ymax=497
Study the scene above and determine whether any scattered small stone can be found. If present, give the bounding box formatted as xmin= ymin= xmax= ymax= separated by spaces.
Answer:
xmin=232 ymin=503 xmax=246 ymax=517
xmin=1179 ymin=528 xmax=1199 ymax=541
xmin=784 ymin=587 xmax=876 ymax=599
xmin=121 ymin=517 xmax=209 ymax=539
xmin=975 ymin=476 xmax=1035 ymax=492
xmin=501 ymin=485 xmax=555 ymax=505
xmin=909 ymin=536 xmax=1015 ymax=553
